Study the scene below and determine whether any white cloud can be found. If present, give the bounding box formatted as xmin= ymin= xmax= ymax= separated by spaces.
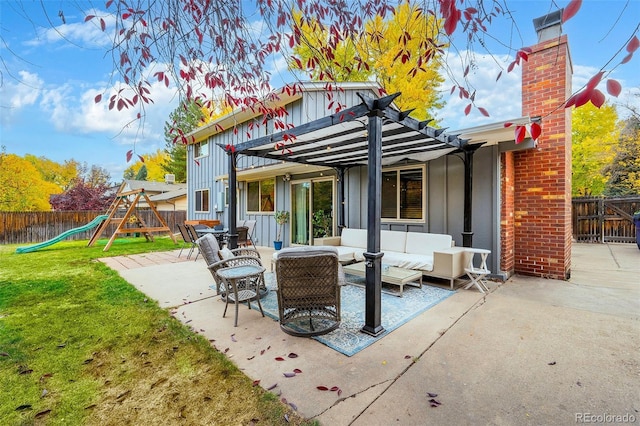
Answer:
xmin=25 ymin=9 xmax=115 ymax=49
xmin=0 ymin=71 xmax=44 ymax=126
xmin=436 ymin=52 xmax=522 ymax=131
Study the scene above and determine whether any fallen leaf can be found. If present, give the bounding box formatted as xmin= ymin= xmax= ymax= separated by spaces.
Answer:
xmin=35 ymin=409 xmax=51 ymax=418
xmin=287 ymin=352 xmax=298 ymax=358
xmin=293 ymin=368 xmax=302 ymax=374
xmin=231 ymin=334 xmax=237 ymax=342
xmin=427 ymin=392 xmax=438 ymax=398
xmin=252 ymin=380 xmax=260 ymax=386
xmin=317 ymin=386 xmax=329 ymax=391
xmin=247 ymin=356 xmax=255 ymax=360
xmin=0 ymin=352 xmax=9 ymax=357
xmin=404 ymin=355 xmax=412 ymax=359
xmin=429 ymin=398 xmax=442 ymax=407
xmin=267 ymin=383 xmax=278 ymax=390
xmin=41 ymin=389 xmax=48 ymax=398
xmin=15 ymin=404 xmax=32 ymax=411
xmin=289 ymin=402 xmax=298 ymax=411
xmin=275 ymin=357 xmax=285 ymax=361
xmin=283 ymin=372 xmax=296 ymax=378
xmin=548 ymin=361 xmax=556 ymax=366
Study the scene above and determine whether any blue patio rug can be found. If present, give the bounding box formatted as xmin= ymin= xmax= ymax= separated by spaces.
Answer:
xmin=244 ymin=273 xmax=454 ymax=356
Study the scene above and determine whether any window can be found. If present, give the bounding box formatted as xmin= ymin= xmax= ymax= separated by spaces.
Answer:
xmin=195 ymin=189 xmax=210 ymax=212
xmin=381 ymin=166 xmax=425 ymax=221
xmin=247 ymin=178 xmax=275 ymax=212
xmin=194 ymin=141 xmax=209 ymax=158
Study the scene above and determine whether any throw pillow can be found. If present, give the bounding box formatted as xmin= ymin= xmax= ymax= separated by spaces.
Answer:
xmin=219 ymin=247 xmax=235 ymax=260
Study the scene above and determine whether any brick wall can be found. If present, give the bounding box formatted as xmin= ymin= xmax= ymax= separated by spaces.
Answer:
xmin=513 ymin=34 xmax=572 ymax=279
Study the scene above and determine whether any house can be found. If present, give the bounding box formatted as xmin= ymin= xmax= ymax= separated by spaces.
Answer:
xmin=185 ymin=10 xmax=572 ymax=283
xmin=120 ymin=178 xmax=187 ymax=211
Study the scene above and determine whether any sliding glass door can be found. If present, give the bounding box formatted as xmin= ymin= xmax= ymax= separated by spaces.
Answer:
xmin=290 ymin=178 xmax=334 ymax=245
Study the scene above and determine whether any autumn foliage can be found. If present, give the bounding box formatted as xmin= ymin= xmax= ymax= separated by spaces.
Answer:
xmin=85 ymin=0 xmax=638 ymax=149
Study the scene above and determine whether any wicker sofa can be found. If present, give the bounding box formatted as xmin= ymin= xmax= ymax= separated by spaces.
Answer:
xmin=314 ymin=228 xmax=467 ymax=288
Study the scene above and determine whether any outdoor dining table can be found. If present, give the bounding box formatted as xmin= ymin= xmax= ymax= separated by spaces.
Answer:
xmin=195 ymin=228 xmax=228 ymax=246
xmin=216 ymin=264 xmax=266 ymax=327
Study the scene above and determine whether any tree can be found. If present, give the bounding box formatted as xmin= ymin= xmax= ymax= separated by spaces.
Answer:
xmin=24 ymin=155 xmax=80 ymax=191
xmin=83 ymin=0 xmax=637 ymax=151
xmin=123 ymin=150 xmax=170 ymax=181
xmin=0 ymin=148 xmax=61 ymax=211
xmin=49 ymin=178 xmax=113 ymax=211
xmin=571 ymin=103 xmax=619 ymax=196
xmin=162 ymin=101 xmax=207 ymax=183
xmin=604 ymin=116 xmax=640 ymax=196
xmin=292 ymin=3 xmax=444 ymax=121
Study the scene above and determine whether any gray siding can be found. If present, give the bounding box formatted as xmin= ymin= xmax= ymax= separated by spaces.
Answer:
xmin=187 ymin=85 xmax=503 ymax=274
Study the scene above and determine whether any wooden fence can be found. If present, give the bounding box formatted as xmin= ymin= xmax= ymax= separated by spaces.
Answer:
xmin=0 ymin=210 xmax=186 ymax=245
xmin=572 ymin=196 xmax=640 ymax=243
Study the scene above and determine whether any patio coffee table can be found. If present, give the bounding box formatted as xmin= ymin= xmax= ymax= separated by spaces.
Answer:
xmin=342 ymin=262 xmax=422 ymax=297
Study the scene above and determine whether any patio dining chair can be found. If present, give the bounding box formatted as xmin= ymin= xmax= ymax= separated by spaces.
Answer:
xmin=184 ymin=223 xmax=202 ymax=260
xmin=236 ymin=226 xmax=251 ymax=248
xmin=274 ymin=246 xmax=343 ymax=337
xmin=177 ymin=223 xmax=197 ymax=259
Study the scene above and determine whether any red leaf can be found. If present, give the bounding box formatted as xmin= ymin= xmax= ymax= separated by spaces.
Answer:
xmin=252 ymin=380 xmax=260 ymax=387
xmin=293 ymin=368 xmax=302 ymax=374
xmin=464 ymin=104 xmax=472 ymax=116
xmin=529 ymin=122 xmax=542 ymax=140
xmin=317 ymin=386 xmax=329 ymax=391
xmin=586 ymin=71 xmax=604 ymax=91
xmin=621 ymin=52 xmax=633 ymax=64
xmin=137 ymin=154 xmax=144 ymax=163
xmin=503 ymin=122 xmax=513 ymax=128
xmin=627 ymin=36 xmax=639 ymax=53
xmin=84 ymin=15 xmax=95 ymax=22
xmin=330 ymin=386 xmax=339 ymax=391
xmin=478 ymin=107 xmax=490 ymax=117
xmin=100 ymin=18 xmax=106 ymax=31
xmin=562 ymin=0 xmax=582 ymax=23
xmin=94 ymin=94 xmax=102 ymax=103
xmin=590 ymin=89 xmax=605 ymax=108
xmin=606 ymin=79 xmax=621 ymax=97
xmin=275 ymin=357 xmax=285 ymax=361
xmin=515 ymin=125 xmax=526 ymax=144
xmin=126 ymin=150 xmax=133 ymax=162
xmin=287 ymin=353 xmax=298 ymax=358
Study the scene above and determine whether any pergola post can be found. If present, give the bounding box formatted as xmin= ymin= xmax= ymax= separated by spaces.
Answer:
xmin=361 ymin=109 xmax=385 ymax=337
xmin=336 ymin=167 xmax=346 ymax=234
xmin=227 ymin=150 xmax=238 ymax=249
xmin=461 ymin=144 xmax=481 ymax=247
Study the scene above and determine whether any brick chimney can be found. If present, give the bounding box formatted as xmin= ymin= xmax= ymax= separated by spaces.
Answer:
xmin=501 ymin=10 xmax=573 ymax=280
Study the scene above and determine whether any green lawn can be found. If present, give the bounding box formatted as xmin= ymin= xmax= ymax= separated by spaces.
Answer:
xmin=0 ymin=237 xmax=309 ymax=425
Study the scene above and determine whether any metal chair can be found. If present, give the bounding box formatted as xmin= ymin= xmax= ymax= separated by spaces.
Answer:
xmin=237 ymin=226 xmax=250 ymax=248
xmin=184 ymin=223 xmax=202 ymax=260
xmin=177 ymin=223 xmax=197 ymax=259
xmin=274 ymin=246 xmax=342 ymax=337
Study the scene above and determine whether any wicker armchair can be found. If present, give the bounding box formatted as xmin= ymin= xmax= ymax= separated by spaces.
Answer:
xmin=196 ymin=234 xmax=267 ymax=299
xmin=274 ymin=246 xmax=342 ymax=337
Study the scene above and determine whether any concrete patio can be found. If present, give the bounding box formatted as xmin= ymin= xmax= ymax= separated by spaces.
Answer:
xmin=100 ymin=242 xmax=639 ymax=425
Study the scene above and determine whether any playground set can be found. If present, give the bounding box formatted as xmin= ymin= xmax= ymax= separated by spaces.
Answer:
xmin=16 ymin=185 xmax=176 ymax=254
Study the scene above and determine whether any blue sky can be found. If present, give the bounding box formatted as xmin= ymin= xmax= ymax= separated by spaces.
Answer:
xmin=1 ymin=1 xmax=639 ymax=181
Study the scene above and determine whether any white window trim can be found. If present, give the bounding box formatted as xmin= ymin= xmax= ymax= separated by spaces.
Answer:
xmin=195 ymin=188 xmax=210 ymax=213
xmin=246 ymin=178 xmax=276 ymax=214
xmin=194 ymin=141 xmax=209 ymax=159
xmin=381 ymin=164 xmax=427 ymax=223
